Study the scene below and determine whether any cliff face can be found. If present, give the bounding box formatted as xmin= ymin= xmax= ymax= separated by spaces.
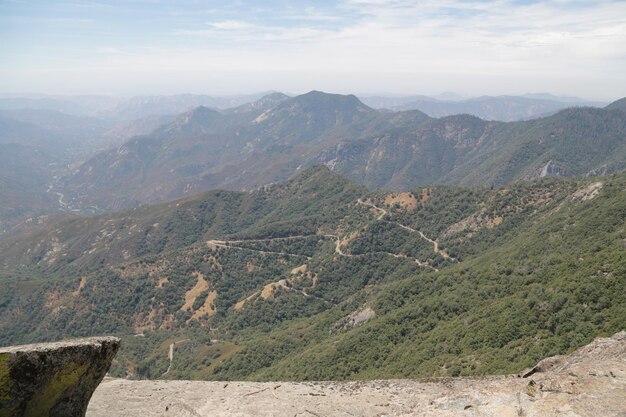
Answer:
xmin=87 ymin=332 xmax=625 ymax=417
xmin=0 ymin=337 xmax=120 ymax=417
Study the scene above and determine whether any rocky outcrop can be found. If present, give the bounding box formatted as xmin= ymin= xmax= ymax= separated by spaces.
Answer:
xmin=333 ymin=306 xmax=376 ymax=332
xmin=540 ymin=160 xmax=567 ymax=178
xmin=87 ymin=332 xmax=625 ymax=417
xmin=0 ymin=336 xmax=120 ymax=417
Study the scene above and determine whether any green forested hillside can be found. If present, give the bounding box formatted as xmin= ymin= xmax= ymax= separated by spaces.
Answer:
xmin=0 ymin=167 xmax=624 ymax=381
xmin=217 ymin=177 xmax=625 ymax=380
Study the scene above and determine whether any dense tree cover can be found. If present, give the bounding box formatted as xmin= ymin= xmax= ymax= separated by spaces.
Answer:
xmin=0 ymin=167 xmax=624 ymax=381
xmin=212 ymin=175 xmax=625 ymax=380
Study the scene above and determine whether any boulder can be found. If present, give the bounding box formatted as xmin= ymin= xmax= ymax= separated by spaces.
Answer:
xmin=0 ymin=336 xmax=120 ymax=417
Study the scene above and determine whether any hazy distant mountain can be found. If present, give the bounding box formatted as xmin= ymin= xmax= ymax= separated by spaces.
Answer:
xmin=0 ymin=92 xmax=280 ymax=121
xmin=0 ymin=108 xmax=178 ymax=232
xmin=318 ymin=107 xmax=626 ymax=189
xmin=0 ymin=114 xmax=56 ymax=148
xmin=62 ymin=91 xmax=626 ymax=211
xmin=359 ymin=95 xmax=437 ymax=110
xmin=521 ymin=92 xmax=601 ymax=104
xmin=102 ymin=114 xmax=177 ymax=144
xmin=0 ymin=116 xmax=73 ymax=233
xmin=0 ymin=95 xmax=120 ymax=115
xmin=223 ymin=92 xmax=290 ymax=114
xmin=605 ymin=97 xmax=626 ymax=111
xmin=242 ymin=91 xmax=379 ymax=145
xmin=0 ymin=97 xmax=88 ymax=115
xmin=95 ymin=93 xmax=278 ymax=121
xmin=361 ymin=94 xmax=606 ymax=121
xmin=0 ymin=109 xmax=113 ymax=148
xmin=0 ymin=143 xmax=60 ymax=234
xmin=62 ymin=91 xmax=398 ymax=209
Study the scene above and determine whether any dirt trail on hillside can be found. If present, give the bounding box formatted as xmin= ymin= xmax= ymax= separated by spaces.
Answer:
xmin=206 ymin=224 xmax=438 ymax=271
xmin=207 ymin=239 xmax=315 ymax=260
xmin=358 ymin=198 xmax=388 ymax=220
xmin=392 ymin=222 xmax=456 ymax=261
xmin=358 ymin=199 xmax=456 ymax=261
xmin=161 ymin=339 xmax=190 ymax=377
xmin=203 ymin=197 xmax=452 ymax=273
xmin=89 ymin=332 xmax=626 ymax=417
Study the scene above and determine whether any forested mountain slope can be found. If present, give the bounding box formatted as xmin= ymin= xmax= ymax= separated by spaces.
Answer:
xmin=0 ymin=167 xmax=623 ymax=380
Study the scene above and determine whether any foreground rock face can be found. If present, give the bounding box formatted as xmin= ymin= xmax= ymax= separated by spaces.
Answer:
xmin=87 ymin=332 xmax=625 ymax=417
xmin=0 ymin=336 xmax=120 ymax=417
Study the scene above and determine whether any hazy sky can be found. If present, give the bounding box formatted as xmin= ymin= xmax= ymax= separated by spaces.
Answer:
xmin=1 ymin=0 xmax=625 ymax=100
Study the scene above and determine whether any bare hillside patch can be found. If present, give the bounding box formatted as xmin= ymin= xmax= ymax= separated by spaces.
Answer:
xmin=181 ymin=272 xmax=209 ymax=312
xmin=384 ymin=192 xmax=418 ymax=211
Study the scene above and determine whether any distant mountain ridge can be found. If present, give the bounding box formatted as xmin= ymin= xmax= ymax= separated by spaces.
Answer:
xmin=605 ymin=97 xmax=626 ymax=111
xmin=94 ymin=93 xmax=278 ymax=121
xmin=1 ymin=91 xmax=606 ymax=122
xmin=360 ymin=94 xmax=606 ymax=121
xmin=0 ymin=91 xmax=623 ymax=232
xmin=62 ymin=92 xmax=626 ymax=211
xmin=0 ymin=92 xmax=280 ymax=120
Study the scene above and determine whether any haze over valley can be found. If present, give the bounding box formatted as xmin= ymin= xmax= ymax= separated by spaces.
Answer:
xmin=0 ymin=90 xmax=623 ymax=230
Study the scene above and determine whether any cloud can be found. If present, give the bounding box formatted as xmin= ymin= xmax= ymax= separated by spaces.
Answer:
xmin=281 ymin=6 xmax=343 ymax=22
xmin=210 ymin=20 xmax=253 ymax=30
xmin=98 ymin=47 xmax=123 ymax=54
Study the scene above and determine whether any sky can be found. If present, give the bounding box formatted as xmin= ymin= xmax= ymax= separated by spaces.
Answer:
xmin=1 ymin=0 xmax=625 ymax=100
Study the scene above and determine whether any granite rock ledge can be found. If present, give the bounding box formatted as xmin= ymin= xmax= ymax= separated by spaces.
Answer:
xmin=0 ymin=336 xmax=120 ymax=417
xmin=87 ymin=332 xmax=625 ymax=417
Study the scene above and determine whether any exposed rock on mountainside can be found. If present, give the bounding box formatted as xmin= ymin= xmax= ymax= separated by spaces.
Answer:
xmin=87 ymin=332 xmax=625 ymax=417
xmin=0 ymin=337 xmax=120 ymax=417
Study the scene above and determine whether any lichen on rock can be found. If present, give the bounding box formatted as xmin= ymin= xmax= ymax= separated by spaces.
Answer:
xmin=0 ymin=336 xmax=119 ymax=417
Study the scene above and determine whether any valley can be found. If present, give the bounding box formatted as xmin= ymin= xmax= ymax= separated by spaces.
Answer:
xmin=2 ymin=91 xmax=625 ymax=233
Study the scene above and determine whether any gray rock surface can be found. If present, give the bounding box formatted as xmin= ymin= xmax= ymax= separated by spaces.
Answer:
xmin=0 ymin=336 xmax=120 ymax=417
xmin=87 ymin=332 xmax=625 ymax=417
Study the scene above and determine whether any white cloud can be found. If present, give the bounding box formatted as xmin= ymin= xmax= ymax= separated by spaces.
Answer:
xmin=210 ymin=20 xmax=253 ymax=30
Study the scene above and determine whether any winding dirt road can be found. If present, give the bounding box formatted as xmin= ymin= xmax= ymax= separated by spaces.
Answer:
xmin=358 ymin=199 xmax=456 ymax=261
xmin=203 ymin=197 xmax=453 ymax=274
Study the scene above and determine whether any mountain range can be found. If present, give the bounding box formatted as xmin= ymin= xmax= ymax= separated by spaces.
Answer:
xmin=0 ymin=90 xmax=624 ymax=235
xmin=0 ymin=91 xmax=605 ymax=123
xmin=0 ymin=108 xmax=176 ymax=233
xmin=60 ymin=91 xmax=626 ymax=212
xmin=0 ymin=93 xmax=274 ymax=117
